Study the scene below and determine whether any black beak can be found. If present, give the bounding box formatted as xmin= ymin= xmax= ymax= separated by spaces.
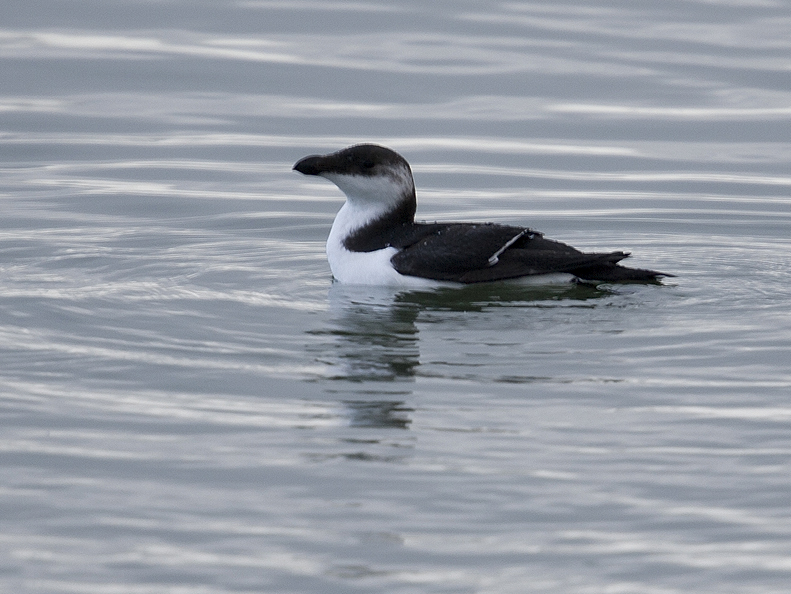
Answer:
xmin=292 ymin=155 xmax=324 ymax=176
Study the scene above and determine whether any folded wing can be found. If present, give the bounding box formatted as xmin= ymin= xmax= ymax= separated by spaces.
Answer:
xmin=389 ymin=223 xmax=667 ymax=283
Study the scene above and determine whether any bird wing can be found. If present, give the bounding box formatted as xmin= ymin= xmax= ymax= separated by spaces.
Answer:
xmin=389 ymin=223 xmax=631 ymax=283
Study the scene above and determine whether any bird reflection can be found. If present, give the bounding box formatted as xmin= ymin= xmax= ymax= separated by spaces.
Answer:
xmin=313 ymin=284 xmax=422 ymax=382
xmin=312 ymin=281 xmax=608 ymax=381
xmin=309 ymin=280 xmax=610 ymax=431
xmin=394 ymin=279 xmax=610 ymax=311
xmin=343 ymin=400 xmax=412 ymax=429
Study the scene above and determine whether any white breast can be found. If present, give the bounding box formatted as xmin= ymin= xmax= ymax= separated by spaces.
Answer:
xmin=324 ymin=201 xmax=437 ymax=286
xmin=325 ymin=218 xmax=431 ymax=287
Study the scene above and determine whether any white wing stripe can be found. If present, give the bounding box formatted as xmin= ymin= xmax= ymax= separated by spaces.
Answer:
xmin=487 ymin=229 xmax=529 ymax=266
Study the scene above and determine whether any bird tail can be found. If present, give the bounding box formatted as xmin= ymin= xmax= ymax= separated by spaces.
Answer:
xmin=570 ymin=253 xmax=674 ymax=282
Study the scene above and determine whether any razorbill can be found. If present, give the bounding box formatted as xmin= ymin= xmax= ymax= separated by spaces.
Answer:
xmin=293 ymin=143 xmax=672 ymax=286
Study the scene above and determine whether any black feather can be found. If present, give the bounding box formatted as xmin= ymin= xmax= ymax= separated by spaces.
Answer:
xmin=388 ymin=222 xmax=670 ymax=283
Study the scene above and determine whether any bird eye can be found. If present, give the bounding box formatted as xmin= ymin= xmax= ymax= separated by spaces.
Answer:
xmin=362 ymin=159 xmax=375 ymax=169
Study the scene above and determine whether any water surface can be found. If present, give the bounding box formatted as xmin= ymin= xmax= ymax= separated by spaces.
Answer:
xmin=2 ymin=1 xmax=791 ymax=593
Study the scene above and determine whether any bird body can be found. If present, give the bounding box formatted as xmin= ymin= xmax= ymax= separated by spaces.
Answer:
xmin=294 ymin=144 xmax=671 ymax=285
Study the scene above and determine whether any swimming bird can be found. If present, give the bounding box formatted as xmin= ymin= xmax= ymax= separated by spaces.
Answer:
xmin=293 ymin=144 xmax=672 ymax=286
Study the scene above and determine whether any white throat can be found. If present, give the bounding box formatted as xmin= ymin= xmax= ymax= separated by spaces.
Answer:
xmin=324 ymin=165 xmax=412 ymax=215
xmin=324 ymin=166 xmax=413 ymax=235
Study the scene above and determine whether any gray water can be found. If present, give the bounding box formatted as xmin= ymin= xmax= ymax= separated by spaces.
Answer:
xmin=2 ymin=1 xmax=791 ymax=593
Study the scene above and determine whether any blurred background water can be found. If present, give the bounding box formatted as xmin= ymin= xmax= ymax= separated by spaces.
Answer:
xmin=2 ymin=1 xmax=791 ymax=593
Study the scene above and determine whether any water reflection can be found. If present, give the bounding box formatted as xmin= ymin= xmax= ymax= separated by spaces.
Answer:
xmin=310 ymin=284 xmax=422 ymax=382
xmin=397 ymin=280 xmax=610 ymax=312
xmin=308 ymin=280 xmax=612 ymax=432
xmin=343 ymin=400 xmax=412 ymax=429
xmin=312 ymin=280 xmax=608 ymax=381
